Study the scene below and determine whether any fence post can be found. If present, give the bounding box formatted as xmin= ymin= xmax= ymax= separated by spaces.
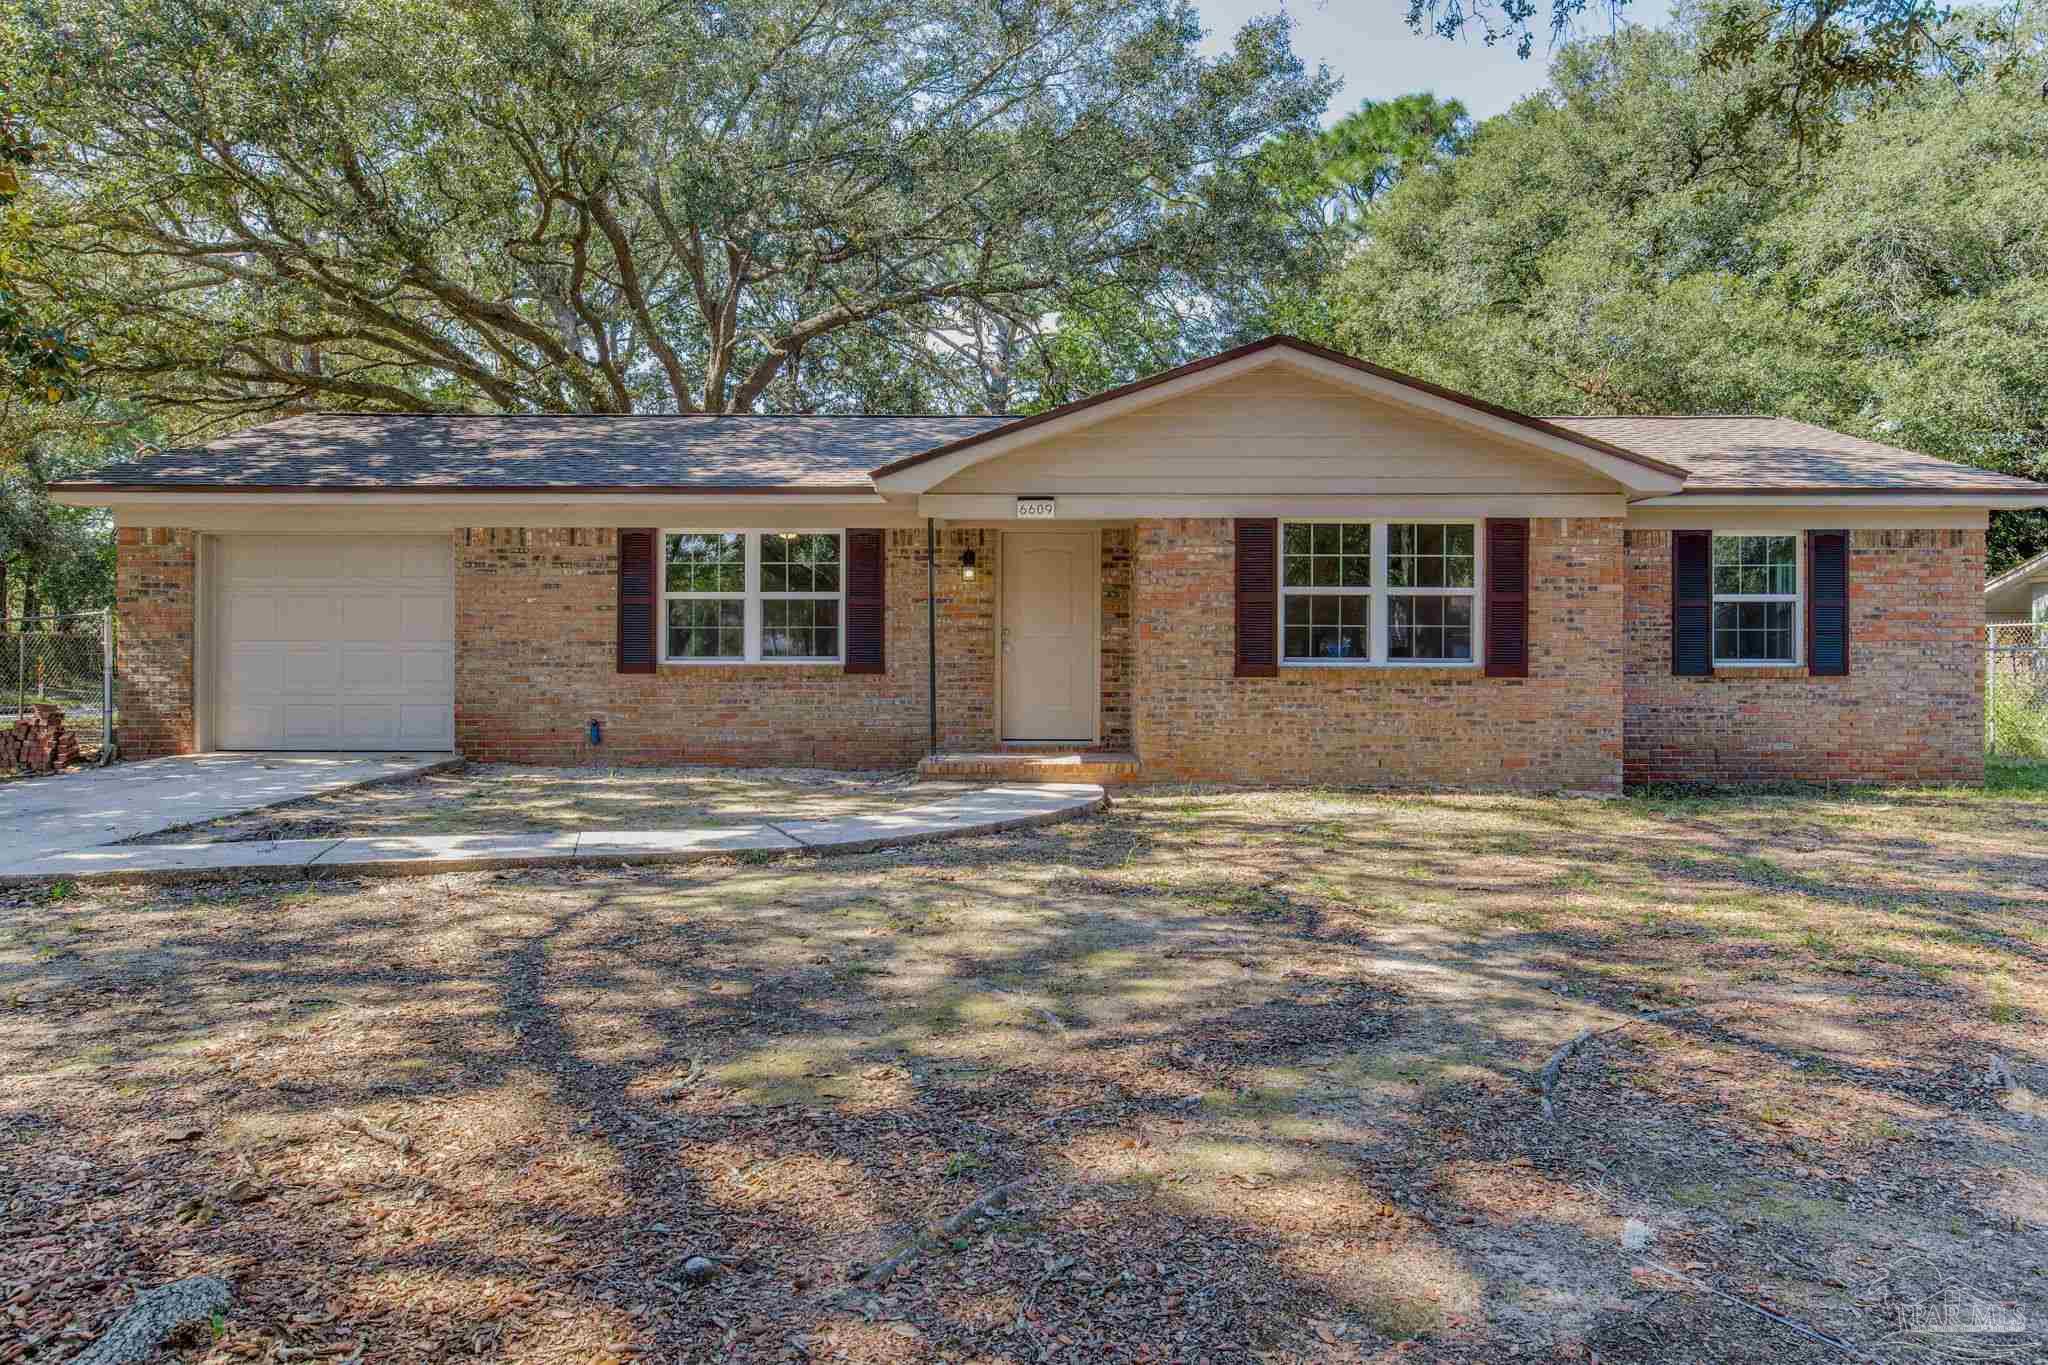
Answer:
xmin=102 ymin=605 xmax=115 ymax=756
xmin=14 ymin=627 xmax=22 ymax=721
xmin=1986 ymin=626 xmax=1996 ymax=755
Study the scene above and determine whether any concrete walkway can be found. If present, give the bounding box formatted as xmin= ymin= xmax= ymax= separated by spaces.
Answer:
xmin=0 ymin=751 xmax=458 ymax=861
xmin=0 ymin=782 xmax=1107 ymax=884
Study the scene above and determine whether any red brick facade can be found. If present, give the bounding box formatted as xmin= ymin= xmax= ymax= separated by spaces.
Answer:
xmin=454 ymin=527 xmax=934 ymax=767
xmin=110 ymin=520 xmax=1987 ymax=786
xmin=1130 ymin=516 xmax=1627 ymax=790
xmin=113 ymin=527 xmax=196 ymax=758
xmin=1623 ymin=528 xmax=1985 ymax=786
xmin=1100 ymin=528 xmax=1135 ymax=751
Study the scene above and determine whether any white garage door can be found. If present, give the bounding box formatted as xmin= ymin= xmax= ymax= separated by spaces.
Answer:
xmin=214 ymin=536 xmax=454 ymax=751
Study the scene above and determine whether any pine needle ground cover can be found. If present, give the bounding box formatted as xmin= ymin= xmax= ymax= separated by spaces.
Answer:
xmin=5 ymin=777 xmax=2045 ymax=1362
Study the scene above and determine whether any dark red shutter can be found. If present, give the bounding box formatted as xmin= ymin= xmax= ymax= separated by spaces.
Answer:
xmin=844 ymin=528 xmax=885 ymax=675
xmin=617 ymin=528 xmax=657 ymax=674
xmin=1483 ymin=518 xmax=1530 ymax=678
xmin=1234 ymin=518 xmax=1279 ymax=678
xmin=1671 ymin=529 xmax=1713 ymax=677
xmin=1808 ymin=529 xmax=1849 ymax=676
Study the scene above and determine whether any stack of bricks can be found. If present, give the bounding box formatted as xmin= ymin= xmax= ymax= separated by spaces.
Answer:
xmin=2 ymin=704 xmax=80 ymax=774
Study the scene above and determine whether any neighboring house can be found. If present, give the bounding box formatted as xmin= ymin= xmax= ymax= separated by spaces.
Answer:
xmin=52 ymin=337 xmax=2048 ymax=789
xmin=1986 ymin=548 xmax=2048 ymax=625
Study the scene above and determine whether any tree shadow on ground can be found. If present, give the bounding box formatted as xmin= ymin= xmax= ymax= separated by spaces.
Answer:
xmin=3 ymin=783 xmax=2046 ymax=1362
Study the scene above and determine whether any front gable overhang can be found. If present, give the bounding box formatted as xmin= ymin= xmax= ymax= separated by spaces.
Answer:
xmin=869 ymin=335 xmax=1688 ymax=500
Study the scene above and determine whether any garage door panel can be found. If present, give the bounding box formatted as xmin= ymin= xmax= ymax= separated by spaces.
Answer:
xmin=398 ymin=704 xmax=449 ymax=743
xmin=398 ymin=540 xmax=452 ymax=580
xmin=340 ymin=647 xmax=401 ymax=689
xmin=281 ymin=703 xmax=340 ymax=741
xmin=401 ymin=649 xmax=452 ymax=689
xmin=337 ymin=592 xmax=403 ymax=637
xmin=225 ymin=591 xmax=282 ymax=640
xmin=215 ymin=536 xmax=453 ymax=752
xmin=280 ymin=592 xmax=340 ymax=635
xmin=225 ymin=645 xmax=286 ymax=695
xmin=341 ymin=704 xmax=400 ymax=743
xmin=282 ymin=645 xmax=342 ymax=694
xmin=397 ymin=594 xmax=449 ymax=641
xmin=219 ymin=704 xmax=279 ymax=749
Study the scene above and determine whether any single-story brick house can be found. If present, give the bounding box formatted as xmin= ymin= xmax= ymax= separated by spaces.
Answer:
xmin=55 ymin=336 xmax=2048 ymax=789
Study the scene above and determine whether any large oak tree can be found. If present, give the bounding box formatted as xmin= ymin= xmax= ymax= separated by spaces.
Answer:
xmin=7 ymin=0 xmax=1331 ymax=426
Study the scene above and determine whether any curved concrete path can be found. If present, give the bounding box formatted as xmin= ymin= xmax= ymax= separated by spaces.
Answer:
xmin=0 ymin=782 xmax=1107 ymax=885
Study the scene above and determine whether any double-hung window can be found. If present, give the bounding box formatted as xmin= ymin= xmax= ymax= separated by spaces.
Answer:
xmin=1711 ymin=534 xmax=1799 ymax=665
xmin=662 ymin=531 xmax=844 ymax=664
xmin=1280 ymin=520 xmax=1478 ymax=665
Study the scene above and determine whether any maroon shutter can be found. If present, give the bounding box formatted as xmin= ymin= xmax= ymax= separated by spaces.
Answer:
xmin=844 ymin=528 xmax=885 ymax=675
xmin=1808 ymin=529 xmax=1849 ymax=676
xmin=1234 ymin=518 xmax=1279 ymax=678
xmin=1483 ymin=517 xmax=1530 ymax=677
xmin=617 ymin=528 xmax=657 ymax=674
xmin=1671 ymin=529 xmax=1713 ymax=677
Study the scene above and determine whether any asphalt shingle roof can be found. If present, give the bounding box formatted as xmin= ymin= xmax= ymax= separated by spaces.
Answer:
xmin=1542 ymin=415 xmax=2044 ymax=493
xmin=67 ymin=412 xmax=1014 ymax=491
xmin=54 ymin=399 xmax=2041 ymax=498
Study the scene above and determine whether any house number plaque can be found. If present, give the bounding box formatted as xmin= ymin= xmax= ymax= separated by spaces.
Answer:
xmin=1015 ymin=497 xmax=1057 ymax=519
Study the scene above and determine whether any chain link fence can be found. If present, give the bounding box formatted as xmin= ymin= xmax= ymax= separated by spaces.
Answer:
xmin=3 ymin=608 xmax=114 ymax=759
xmin=1987 ymin=622 xmax=2048 ymax=760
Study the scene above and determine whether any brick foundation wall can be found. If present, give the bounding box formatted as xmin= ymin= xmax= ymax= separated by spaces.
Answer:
xmin=1623 ymin=528 xmax=1985 ymax=786
xmin=114 ymin=527 xmax=197 ymax=758
xmin=1129 ymin=517 xmax=1626 ymax=790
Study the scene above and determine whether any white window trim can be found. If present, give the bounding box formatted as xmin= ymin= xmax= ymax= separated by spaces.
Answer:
xmin=1278 ymin=520 xmax=1483 ymax=668
xmin=1710 ymin=530 xmax=1803 ymax=668
xmin=660 ymin=529 xmax=846 ymax=666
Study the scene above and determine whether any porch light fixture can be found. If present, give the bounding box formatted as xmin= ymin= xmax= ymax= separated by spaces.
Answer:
xmin=960 ymin=548 xmax=978 ymax=581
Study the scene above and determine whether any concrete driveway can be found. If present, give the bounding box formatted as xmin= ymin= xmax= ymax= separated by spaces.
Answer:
xmin=0 ymin=752 xmax=457 ymax=864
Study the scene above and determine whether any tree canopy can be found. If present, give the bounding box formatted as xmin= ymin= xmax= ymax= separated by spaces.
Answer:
xmin=7 ymin=0 xmax=1332 ymax=426
xmin=1317 ymin=14 xmax=2048 ymax=569
xmin=1397 ymin=0 xmax=2021 ymax=149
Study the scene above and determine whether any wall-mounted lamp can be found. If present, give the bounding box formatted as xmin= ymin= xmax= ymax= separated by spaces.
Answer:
xmin=960 ymin=548 xmax=978 ymax=582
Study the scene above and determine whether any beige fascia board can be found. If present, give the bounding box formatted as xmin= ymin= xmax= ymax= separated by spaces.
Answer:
xmin=105 ymin=497 xmax=922 ymax=535
xmin=1627 ymin=503 xmax=1987 ymax=531
xmin=919 ymin=493 xmax=1628 ymax=520
xmin=1629 ymin=493 xmax=2043 ymax=509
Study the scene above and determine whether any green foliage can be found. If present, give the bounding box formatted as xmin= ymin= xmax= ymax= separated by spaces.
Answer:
xmin=0 ymin=94 xmax=87 ymax=407
xmin=6 ymin=0 xmax=1332 ymax=422
xmin=1398 ymin=0 xmax=2015 ymax=150
xmin=1325 ymin=18 xmax=2048 ymax=570
xmin=0 ymin=403 xmax=141 ymax=618
xmin=1987 ymin=680 xmax=2048 ymax=759
xmin=1255 ymin=92 xmax=1471 ymax=230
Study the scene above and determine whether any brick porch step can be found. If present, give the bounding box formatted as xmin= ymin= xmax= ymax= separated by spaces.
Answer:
xmin=919 ymin=750 xmax=1140 ymax=785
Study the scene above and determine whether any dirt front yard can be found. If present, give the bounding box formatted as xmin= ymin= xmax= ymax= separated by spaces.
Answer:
xmin=5 ymin=772 xmax=2047 ymax=1363
xmin=127 ymin=765 xmax=974 ymax=844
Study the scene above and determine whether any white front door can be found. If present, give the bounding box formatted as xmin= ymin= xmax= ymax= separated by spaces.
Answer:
xmin=1001 ymin=531 xmax=1097 ymax=741
xmin=214 ymin=536 xmax=455 ymax=751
